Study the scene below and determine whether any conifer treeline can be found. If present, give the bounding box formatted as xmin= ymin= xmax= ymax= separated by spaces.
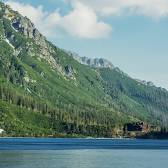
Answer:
xmin=0 ymin=83 xmax=123 ymax=137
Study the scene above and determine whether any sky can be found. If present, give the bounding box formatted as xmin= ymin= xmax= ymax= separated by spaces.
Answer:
xmin=2 ymin=0 xmax=168 ymax=89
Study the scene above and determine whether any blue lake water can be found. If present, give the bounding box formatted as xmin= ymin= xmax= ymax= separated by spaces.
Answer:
xmin=0 ymin=138 xmax=168 ymax=168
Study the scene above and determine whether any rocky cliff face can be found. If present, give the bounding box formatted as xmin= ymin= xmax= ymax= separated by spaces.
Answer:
xmin=67 ymin=51 xmax=114 ymax=69
xmin=0 ymin=2 xmax=74 ymax=78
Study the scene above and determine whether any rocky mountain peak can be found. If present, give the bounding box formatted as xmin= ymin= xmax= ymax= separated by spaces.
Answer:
xmin=11 ymin=16 xmax=46 ymax=47
xmin=67 ymin=51 xmax=114 ymax=69
xmin=0 ymin=2 xmax=73 ymax=78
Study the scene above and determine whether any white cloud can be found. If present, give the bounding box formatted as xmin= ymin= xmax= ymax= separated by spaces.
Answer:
xmin=73 ymin=0 xmax=168 ymax=18
xmin=58 ymin=1 xmax=112 ymax=38
xmin=6 ymin=0 xmax=112 ymax=39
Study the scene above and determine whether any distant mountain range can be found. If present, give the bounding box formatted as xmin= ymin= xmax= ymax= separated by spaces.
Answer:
xmin=0 ymin=2 xmax=168 ymax=137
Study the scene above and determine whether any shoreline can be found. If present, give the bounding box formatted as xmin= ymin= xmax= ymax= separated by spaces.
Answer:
xmin=0 ymin=136 xmax=168 ymax=140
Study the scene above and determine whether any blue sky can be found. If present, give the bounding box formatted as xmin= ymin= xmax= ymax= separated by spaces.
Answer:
xmin=3 ymin=0 xmax=168 ymax=89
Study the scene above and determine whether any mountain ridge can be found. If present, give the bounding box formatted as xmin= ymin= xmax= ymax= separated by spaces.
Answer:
xmin=67 ymin=50 xmax=167 ymax=91
xmin=0 ymin=1 xmax=168 ymax=137
xmin=67 ymin=51 xmax=114 ymax=69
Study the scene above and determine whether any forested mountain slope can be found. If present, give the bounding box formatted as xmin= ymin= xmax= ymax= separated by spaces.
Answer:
xmin=0 ymin=2 xmax=168 ymax=137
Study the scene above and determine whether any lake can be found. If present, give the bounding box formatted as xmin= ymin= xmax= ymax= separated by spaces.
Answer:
xmin=0 ymin=138 xmax=168 ymax=168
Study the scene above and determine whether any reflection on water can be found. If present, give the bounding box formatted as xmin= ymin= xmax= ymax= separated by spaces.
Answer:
xmin=0 ymin=150 xmax=168 ymax=168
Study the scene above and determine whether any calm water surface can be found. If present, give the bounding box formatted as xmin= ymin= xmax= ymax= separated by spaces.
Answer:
xmin=0 ymin=138 xmax=168 ymax=168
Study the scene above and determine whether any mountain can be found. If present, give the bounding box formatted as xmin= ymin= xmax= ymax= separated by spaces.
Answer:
xmin=0 ymin=2 xmax=168 ymax=137
xmin=67 ymin=51 xmax=114 ymax=69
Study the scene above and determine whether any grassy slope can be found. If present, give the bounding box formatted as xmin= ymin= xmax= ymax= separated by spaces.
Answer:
xmin=0 ymin=14 xmax=130 ymax=136
xmin=99 ymin=68 xmax=168 ymax=126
